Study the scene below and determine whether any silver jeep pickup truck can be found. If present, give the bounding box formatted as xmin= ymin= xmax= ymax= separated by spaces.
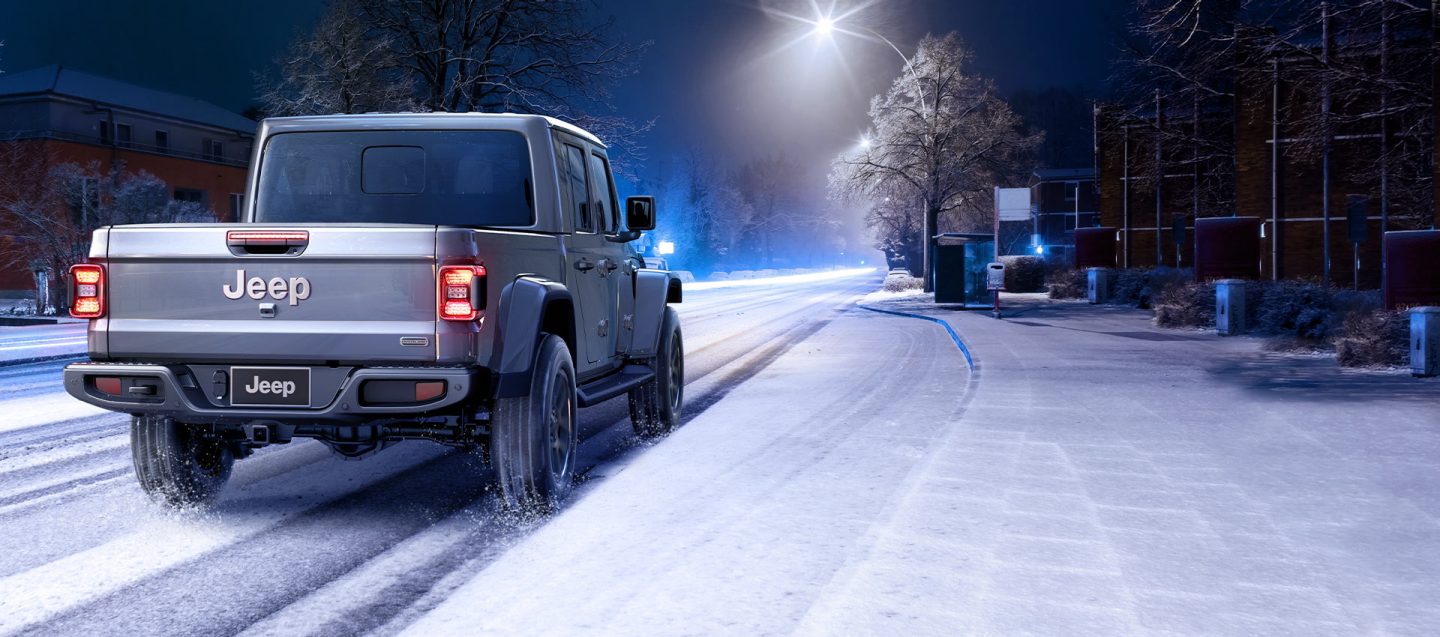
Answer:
xmin=62 ymin=113 xmax=684 ymax=511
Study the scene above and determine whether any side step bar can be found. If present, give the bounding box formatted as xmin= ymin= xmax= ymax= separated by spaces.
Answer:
xmin=576 ymin=365 xmax=654 ymax=407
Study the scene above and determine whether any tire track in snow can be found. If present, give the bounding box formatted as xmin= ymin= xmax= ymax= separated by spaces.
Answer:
xmin=0 ymin=273 xmax=881 ymax=636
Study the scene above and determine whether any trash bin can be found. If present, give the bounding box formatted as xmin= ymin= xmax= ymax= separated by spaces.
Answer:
xmin=1216 ymin=279 xmax=1247 ymax=335
xmin=1087 ymin=267 xmax=1113 ymax=304
xmin=1412 ymin=307 xmax=1440 ymax=377
xmin=932 ymin=233 xmax=995 ymax=307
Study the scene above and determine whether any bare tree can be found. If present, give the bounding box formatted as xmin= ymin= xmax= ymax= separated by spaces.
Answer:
xmin=831 ymin=33 xmax=1040 ymax=288
xmin=263 ymin=0 xmax=652 ymax=168
xmin=258 ymin=0 xmax=417 ymax=116
xmin=1114 ymin=0 xmax=1435 ymax=229
xmin=1110 ymin=0 xmax=1259 ymax=218
xmin=355 ymin=0 xmax=645 ymax=114
xmin=856 ymin=179 xmax=924 ymax=272
xmin=655 ymin=152 xmax=754 ymax=271
xmin=1253 ymin=0 xmax=1436 ymax=230
xmin=737 ymin=155 xmax=831 ymax=267
xmin=0 ymin=161 xmax=213 ymax=313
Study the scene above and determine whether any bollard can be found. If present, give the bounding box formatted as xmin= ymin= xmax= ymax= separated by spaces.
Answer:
xmin=1215 ymin=279 xmax=1247 ymax=336
xmin=1087 ymin=267 xmax=1112 ymax=304
xmin=1411 ymin=307 xmax=1440 ymax=377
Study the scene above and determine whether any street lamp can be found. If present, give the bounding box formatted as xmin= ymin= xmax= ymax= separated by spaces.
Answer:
xmin=806 ymin=15 xmax=928 ymax=115
xmin=815 ymin=16 xmax=835 ymax=38
xmin=805 ymin=12 xmax=937 ymax=290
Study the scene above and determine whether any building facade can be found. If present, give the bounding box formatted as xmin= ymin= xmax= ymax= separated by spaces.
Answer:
xmin=0 ymin=65 xmax=255 ymax=294
xmin=1096 ymin=25 xmax=1439 ymax=288
xmin=1029 ymin=168 xmax=1098 ymax=260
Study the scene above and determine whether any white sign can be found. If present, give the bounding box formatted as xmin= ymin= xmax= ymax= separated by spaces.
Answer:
xmin=986 ymin=262 xmax=1006 ymax=290
xmin=996 ymin=187 xmax=1031 ymax=221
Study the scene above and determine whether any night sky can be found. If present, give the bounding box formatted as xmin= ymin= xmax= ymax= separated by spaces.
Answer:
xmin=0 ymin=0 xmax=1127 ymax=188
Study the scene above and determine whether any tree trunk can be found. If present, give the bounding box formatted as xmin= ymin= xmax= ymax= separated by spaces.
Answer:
xmin=921 ymin=204 xmax=938 ymax=292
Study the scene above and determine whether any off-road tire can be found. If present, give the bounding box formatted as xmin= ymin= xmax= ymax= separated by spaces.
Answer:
xmin=629 ymin=307 xmax=684 ymax=439
xmin=131 ymin=415 xmax=235 ymax=507
xmin=492 ymin=334 xmax=578 ymax=513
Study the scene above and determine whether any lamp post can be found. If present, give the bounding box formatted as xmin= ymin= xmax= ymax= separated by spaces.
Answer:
xmin=809 ymin=15 xmax=935 ymax=289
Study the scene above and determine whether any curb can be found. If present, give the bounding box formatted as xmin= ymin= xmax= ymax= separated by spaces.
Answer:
xmin=0 ymin=353 xmax=86 ymax=368
xmin=855 ymin=303 xmax=974 ymax=370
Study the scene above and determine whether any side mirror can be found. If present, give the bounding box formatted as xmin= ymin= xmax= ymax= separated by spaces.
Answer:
xmin=625 ymin=196 xmax=656 ymax=231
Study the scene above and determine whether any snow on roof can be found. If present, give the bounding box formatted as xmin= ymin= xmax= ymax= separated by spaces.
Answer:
xmin=0 ymin=65 xmax=256 ymax=133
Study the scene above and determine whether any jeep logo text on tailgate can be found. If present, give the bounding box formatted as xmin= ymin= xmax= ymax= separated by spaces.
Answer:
xmin=223 ymin=269 xmax=311 ymax=305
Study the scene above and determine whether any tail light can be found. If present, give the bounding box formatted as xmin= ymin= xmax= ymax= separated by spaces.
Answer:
xmin=227 ymin=230 xmax=309 ymax=246
xmin=438 ymin=265 xmax=486 ymax=321
xmin=70 ymin=263 xmax=105 ymax=319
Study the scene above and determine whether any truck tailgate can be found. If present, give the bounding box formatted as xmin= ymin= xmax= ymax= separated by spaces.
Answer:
xmin=103 ymin=224 xmax=440 ymax=363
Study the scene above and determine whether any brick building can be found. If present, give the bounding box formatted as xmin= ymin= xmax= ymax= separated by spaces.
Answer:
xmin=1096 ymin=28 xmax=1440 ymax=288
xmin=0 ymin=65 xmax=255 ymax=294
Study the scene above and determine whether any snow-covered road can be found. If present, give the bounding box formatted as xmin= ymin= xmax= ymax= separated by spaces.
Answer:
xmin=0 ymin=323 xmax=86 ymax=366
xmin=9 ymin=275 xmax=1434 ymax=636
xmin=0 ymin=270 xmax=888 ymax=636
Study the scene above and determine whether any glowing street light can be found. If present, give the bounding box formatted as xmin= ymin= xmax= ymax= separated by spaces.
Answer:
xmin=799 ymin=6 xmax=939 ymax=290
xmin=806 ymin=11 xmax=927 ymax=115
xmin=815 ymin=16 xmax=835 ymax=38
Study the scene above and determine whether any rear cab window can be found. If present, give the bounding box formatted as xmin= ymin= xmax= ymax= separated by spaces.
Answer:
xmin=560 ymin=144 xmax=594 ymax=233
xmin=255 ymin=130 xmax=535 ymax=226
xmin=587 ymin=152 xmax=619 ymax=233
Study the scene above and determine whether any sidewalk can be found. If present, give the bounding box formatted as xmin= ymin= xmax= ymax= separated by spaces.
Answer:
xmin=0 ymin=323 xmax=88 ymax=366
xmin=835 ymin=294 xmax=1440 ymax=635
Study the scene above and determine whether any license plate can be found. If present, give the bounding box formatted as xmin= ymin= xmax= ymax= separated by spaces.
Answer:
xmin=230 ymin=366 xmax=311 ymax=407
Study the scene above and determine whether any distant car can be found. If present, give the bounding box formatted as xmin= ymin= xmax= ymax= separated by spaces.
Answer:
xmin=644 ymin=256 xmax=669 ymax=270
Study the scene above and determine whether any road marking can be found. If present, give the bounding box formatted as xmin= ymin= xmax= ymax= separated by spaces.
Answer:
xmin=854 ymin=303 xmax=974 ymax=370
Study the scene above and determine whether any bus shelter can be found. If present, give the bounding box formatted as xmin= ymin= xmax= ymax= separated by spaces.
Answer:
xmin=932 ymin=233 xmax=995 ymax=307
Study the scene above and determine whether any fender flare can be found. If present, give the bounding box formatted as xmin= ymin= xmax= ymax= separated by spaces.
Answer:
xmin=492 ymin=276 xmax=574 ymax=398
xmin=630 ymin=271 xmax=680 ymax=358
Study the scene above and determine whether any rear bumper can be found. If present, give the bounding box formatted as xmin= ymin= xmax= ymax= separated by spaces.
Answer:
xmin=63 ymin=362 xmax=483 ymax=424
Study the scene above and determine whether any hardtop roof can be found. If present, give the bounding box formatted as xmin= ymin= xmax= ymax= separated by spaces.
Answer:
xmin=259 ymin=112 xmax=605 ymax=147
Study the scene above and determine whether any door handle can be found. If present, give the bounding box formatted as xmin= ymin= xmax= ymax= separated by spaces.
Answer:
xmin=600 ymin=258 xmax=619 ymax=273
xmin=575 ymin=258 xmax=595 ymax=272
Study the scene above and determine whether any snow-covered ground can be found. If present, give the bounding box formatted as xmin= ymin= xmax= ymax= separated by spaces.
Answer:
xmin=3 ymin=274 xmax=1439 ymax=636
xmin=0 ymin=270 xmax=883 ymax=636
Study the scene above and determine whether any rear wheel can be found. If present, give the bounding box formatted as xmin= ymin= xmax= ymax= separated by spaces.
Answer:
xmin=131 ymin=415 xmax=234 ymax=507
xmin=629 ymin=307 xmax=684 ymax=439
xmin=491 ymin=334 xmax=577 ymax=513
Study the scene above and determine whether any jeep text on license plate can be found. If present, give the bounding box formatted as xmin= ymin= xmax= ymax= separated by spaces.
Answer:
xmin=230 ymin=367 xmax=311 ymax=407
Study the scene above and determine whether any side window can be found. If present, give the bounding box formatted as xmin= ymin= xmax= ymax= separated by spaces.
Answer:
xmin=564 ymin=144 xmax=593 ymax=233
xmin=587 ymin=152 xmax=618 ymax=233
